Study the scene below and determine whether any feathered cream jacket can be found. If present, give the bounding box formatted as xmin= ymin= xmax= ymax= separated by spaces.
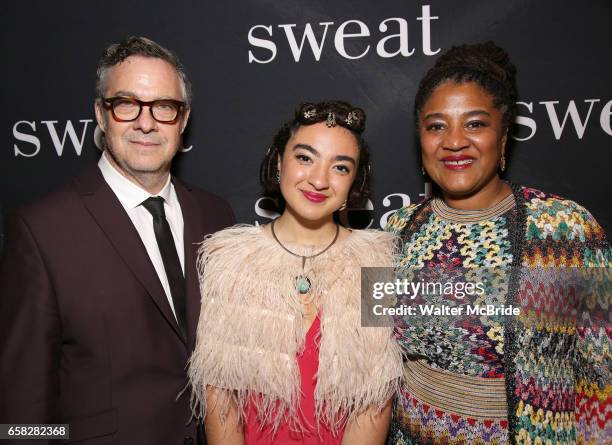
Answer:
xmin=188 ymin=225 xmax=403 ymax=432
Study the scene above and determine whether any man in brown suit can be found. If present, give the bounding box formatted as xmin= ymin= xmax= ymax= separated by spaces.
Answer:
xmin=0 ymin=37 xmax=234 ymax=444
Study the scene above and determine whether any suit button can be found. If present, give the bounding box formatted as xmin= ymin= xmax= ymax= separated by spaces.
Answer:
xmin=183 ymin=437 xmax=194 ymax=445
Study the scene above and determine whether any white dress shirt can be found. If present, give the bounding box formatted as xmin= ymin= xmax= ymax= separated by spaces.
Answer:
xmin=98 ymin=151 xmax=185 ymax=320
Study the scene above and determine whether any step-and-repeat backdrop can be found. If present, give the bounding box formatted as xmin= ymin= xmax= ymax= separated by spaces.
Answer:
xmin=2 ymin=1 xmax=610 ymax=241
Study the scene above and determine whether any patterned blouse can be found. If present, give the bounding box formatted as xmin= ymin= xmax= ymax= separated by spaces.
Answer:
xmin=385 ymin=185 xmax=610 ymax=445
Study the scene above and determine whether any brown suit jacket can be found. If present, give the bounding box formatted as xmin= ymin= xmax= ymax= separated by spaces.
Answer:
xmin=0 ymin=165 xmax=235 ymax=445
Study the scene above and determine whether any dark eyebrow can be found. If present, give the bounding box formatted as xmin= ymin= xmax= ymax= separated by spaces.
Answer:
xmin=293 ymin=143 xmax=319 ymax=156
xmin=464 ymin=109 xmax=491 ymax=118
xmin=422 ymin=112 xmax=445 ymax=120
xmin=293 ymin=144 xmax=356 ymax=166
xmin=334 ymin=155 xmax=356 ymax=166
xmin=423 ymin=110 xmax=491 ymax=120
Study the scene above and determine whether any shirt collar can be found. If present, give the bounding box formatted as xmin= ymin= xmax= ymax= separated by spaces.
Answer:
xmin=98 ymin=150 xmax=173 ymax=210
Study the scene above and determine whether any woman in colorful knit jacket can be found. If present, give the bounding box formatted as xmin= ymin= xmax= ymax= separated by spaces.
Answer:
xmin=386 ymin=42 xmax=610 ymax=445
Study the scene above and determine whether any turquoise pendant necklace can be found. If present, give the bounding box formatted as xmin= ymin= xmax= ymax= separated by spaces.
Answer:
xmin=271 ymin=220 xmax=340 ymax=295
xmin=296 ymin=256 xmax=312 ymax=294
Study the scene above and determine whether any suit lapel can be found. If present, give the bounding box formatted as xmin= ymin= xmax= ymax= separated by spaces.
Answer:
xmin=74 ymin=166 xmax=186 ymax=346
xmin=173 ymin=179 xmax=203 ymax=352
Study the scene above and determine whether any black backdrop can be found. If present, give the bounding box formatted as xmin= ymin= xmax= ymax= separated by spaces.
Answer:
xmin=2 ymin=1 xmax=610 ymax=240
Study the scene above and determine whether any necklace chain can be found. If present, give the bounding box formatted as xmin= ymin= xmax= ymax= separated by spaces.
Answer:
xmin=270 ymin=220 xmax=340 ymax=297
xmin=270 ymin=219 xmax=340 ymax=266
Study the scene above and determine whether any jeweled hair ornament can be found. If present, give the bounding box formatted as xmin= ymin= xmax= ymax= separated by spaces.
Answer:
xmin=326 ymin=112 xmax=337 ymax=127
xmin=346 ymin=110 xmax=358 ymax=126
xmin=303 ymin=108 xmax=316 ymax=120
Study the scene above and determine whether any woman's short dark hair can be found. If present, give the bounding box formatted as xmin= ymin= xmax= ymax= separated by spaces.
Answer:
xmin=260 ymin=101 xmax=371 ymax=208
xmin=414 ymin=41 xmax=518 ymax=131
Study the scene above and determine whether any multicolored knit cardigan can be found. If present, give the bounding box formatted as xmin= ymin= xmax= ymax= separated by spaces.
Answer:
xmin=385 ymin=184 xmax=611 ymax=445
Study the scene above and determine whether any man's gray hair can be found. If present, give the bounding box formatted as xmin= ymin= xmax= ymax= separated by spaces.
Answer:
xmin=96 ymin=36 xmax=192 ymax=106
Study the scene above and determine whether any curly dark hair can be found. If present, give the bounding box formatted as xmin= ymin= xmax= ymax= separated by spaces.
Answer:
xmin=260 ymin=101 xmax=371 ymax=208
xmin=414 ymin=41 xmax=518 ymax=131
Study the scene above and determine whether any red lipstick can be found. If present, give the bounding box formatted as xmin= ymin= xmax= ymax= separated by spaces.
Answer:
xmin=302 ymin=191 xmax=328 ymax=203
xmin=440 ymin=155 xmax=475 ymax=170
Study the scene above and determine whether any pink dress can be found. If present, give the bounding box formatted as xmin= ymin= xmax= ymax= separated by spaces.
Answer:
xmin=244 ymin=316 xmax=345 ymax=444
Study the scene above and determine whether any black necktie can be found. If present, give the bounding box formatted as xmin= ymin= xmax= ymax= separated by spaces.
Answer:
xmin=141 ymin=197 xmax=187 ymax=339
